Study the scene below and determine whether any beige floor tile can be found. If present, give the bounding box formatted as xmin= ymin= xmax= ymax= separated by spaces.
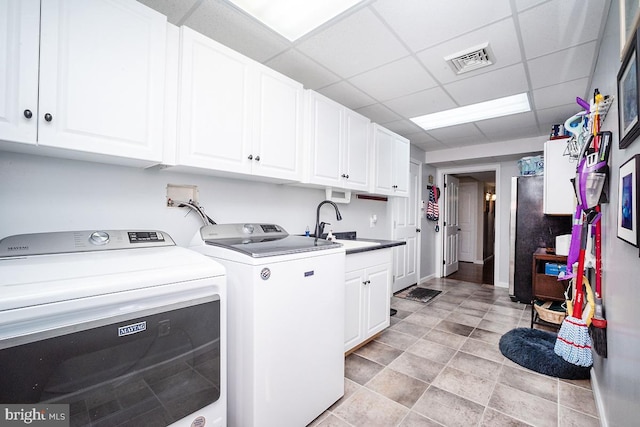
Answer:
xmin=488 ymin=383 xmax=558 ymax=427
xmin=391 ymin=298 xmax=425 ymax=313
xmin=399 ymin=411 xmax=443 ymax=426
xmin=434 ymin=319 xmax=475 ymax=337
xmin=404 ymin=311 xmax=444 ymax=328
xmin=314 ymin=414 xmax=353 ymax=427
xmin=480 ymin=408 xmax=533 ymax=426
xmin=460 ymin=337 xmax=505 ymax=363
xmin=406 ymin=338 xmax=457 ymax=364
xmin=448 ymin=351 xmax=503 ymax=380
xmin=558 ymin=405 xmax=600 ymax=427
xmin=423 ymin=328 xmax=468 ymax=350
xmin=413 ymin=386 xmax=485 ymax=427
xmin=477 ymin=318 xmax=516 ymax=334
xmin=418 ymin=305 xmax=452 ymax=319
xmin=366 ymin=367 xmax=428 ymax=408
xmin=388 ymin=352 xmax=445 ymax=383
xmin=355 ymin=340 xmax=403 ymax=366
xmin=498 ymin=365 xmax=558 ymax=402
xmin=390 ymin=319 xmax=432 ymax=338
xmin=328 ymin=378 xmax=361 ymax=412
xmin=431 ymin=366 xmax=495 ymax=406
xmin=375 ymin=328 xmax=420 ymax=351
xmin=445 ymin=311 xmax=483 ymax=328
xmin=558 ymin=381 xmax=598 ymax=417
xmin=456 ymin=305 xmax=488 ymax=318
xmin=333 ymin=387 xmax=409 ymax=427
xmin=469 ymin=327 xmax=503 ymax=346
xmin=345 ymin=353 xmax=384 ymax=385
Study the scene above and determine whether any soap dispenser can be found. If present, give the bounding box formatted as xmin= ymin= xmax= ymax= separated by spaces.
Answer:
xmin=326 ymin=230 xmax=336 ymax=242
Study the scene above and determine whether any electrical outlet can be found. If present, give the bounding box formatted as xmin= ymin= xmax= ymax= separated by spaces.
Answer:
xmin=370 ymin=214 xmax=377 ymax=228
xmin=166 ymin=184 xmax=198 ymax=207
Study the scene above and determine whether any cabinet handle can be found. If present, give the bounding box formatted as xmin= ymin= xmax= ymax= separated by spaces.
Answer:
xmin=23 ymin=109 xmax=33 ymax=119
xmin=392 ymin=185 xmax=397 ymax=189
xmin=247 ymin=154 xmax=253 ymax=160
xmin=255 ymin=155 xmax=260 ymax=162
xmin=44 ymin=113 xmax=53 ymax=122
xmin=363 ymin=280 xmax=370 ymax=285
xmin=341 ymin=173 xmax=350 ymax=179
xmin=416 ymin=228 xmax=421 ymax=232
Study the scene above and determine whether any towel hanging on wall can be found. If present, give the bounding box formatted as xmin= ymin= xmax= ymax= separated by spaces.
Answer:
xmin=426 ymin=186 xmax=440 ymax=221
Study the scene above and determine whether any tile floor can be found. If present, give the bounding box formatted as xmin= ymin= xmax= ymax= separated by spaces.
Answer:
xmin=309 ymin=277 xmax=600 ymax=427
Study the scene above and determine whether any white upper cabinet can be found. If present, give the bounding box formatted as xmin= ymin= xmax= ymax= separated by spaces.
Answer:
xmin=543 ymin=139 xmax=576 ymax=215
xmin=0 ymin=0 xmax=40 ymax=145
xmin=304 ymin=90 xmax=370 ymax=192
xmin=174 ymin=26 xmax=303 ymax=182
xmin=0 ymin=0 xmax=168 ymax=165
xmin=372 ymin=124 xmax=409 ymax=197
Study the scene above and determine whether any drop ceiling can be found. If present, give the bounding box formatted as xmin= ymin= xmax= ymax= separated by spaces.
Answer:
xmin=139 ymin=0 xmax=611 ymax=163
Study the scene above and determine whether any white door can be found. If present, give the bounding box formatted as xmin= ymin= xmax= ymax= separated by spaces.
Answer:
xmin=392 ymin=161 xmax=420 ymax=292
xmin=443 ymin=174 xmax=460 ymax=276
xmin=38 ymin=0 xmax=167 ymax=161
xmin=458 ymin=181 xmax=478 ymax=263
xmin=0 ymin=0 xmax=39 ymax=145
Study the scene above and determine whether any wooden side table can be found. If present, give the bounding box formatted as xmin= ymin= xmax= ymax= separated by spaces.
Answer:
xmin=531 ymin=248 xmax=570 ymax=329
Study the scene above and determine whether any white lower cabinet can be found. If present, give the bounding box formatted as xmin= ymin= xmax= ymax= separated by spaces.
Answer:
xmin=344 ymin=249 xmax=392 ymax=352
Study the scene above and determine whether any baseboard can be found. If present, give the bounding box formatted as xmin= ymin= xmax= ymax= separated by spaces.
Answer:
xmin=420 ymin=273 xmax=435 ymax=283
xmin=590 ymin=367 xmax=608 ymax=427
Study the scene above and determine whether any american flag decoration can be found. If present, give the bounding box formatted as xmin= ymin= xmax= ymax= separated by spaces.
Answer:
xmin=426 ymin=186 xmax=439 ymax=221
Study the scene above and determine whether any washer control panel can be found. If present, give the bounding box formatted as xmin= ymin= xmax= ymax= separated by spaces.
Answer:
xmin=0 ymin=230 xmax=174 ymax=258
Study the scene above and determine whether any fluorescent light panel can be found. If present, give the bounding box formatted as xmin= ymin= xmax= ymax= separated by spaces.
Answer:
xmin=228 ymin=0 xmax=362 ymax=41
xmin=411 ymin=93 xmax=531 ymax=131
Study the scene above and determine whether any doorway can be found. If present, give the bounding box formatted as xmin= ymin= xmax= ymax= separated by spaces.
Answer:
xmin=437 ymin=165 xmax=500 ymax=286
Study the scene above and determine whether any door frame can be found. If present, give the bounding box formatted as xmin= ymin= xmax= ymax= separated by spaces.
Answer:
xmin=436 ymin=163 xmax=502 ymax=281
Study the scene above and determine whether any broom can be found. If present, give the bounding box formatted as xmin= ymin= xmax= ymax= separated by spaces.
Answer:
xmin=554 ymin=219 xmax=593 ymax=367
xmin=589 ymin=212 xmax=607 ymax=357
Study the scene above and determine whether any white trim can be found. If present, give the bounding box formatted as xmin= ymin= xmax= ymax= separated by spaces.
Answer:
xmin=436 ymin=163 xmax=501 ymax=286
xmin=590 ymin=367 xmax=608 ymax=426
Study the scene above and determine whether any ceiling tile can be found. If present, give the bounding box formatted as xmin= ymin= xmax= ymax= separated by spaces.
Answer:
xmin=426 ymin=123 xmax=488 ymax=145
xmin=373 ymin=0 xmax=512 ymax=52
xmin=444 ymin=63 xmax=529 ymax=105
xmin=528 ymin=42 xmax=597 ymax=89
xmin=265 ymin=50 xmax=341 ymax=90
xmin=136 ymin=0 xmax=200 ymax=24
xmin=475 ymin=111 xmax=542 ymax=140
xmin=296 ymin=7 xmax=409 ymax=78
xmin=415 ymin=140 xmax=449 ymax=152
xmin=416 ymin=18 xmax=522 ymax=85
xmin=382 ymin=119 xmax=424 ymax=135
xmin=383 ymin=87 xmax=457 ymax=118
xmin=404 ymin=131 xmax=439 ymax=145
xmin=532 ymin=77 xmax=590 ymax=110
xmin=182 ymin=0 xmax=290 ymax=63
xmin=355 ymin=103 xmax=403 ymax=124
xmin=317 ymin=81 xmax=377 ymax=110
xmin=515 ymin=0 xmax=547 ymax=12
xmin=518 ymin=0 xmax=606 ymax=59
xmin=536 ymin=103 xmax=583 ymax=130
xmin=348 ymin=56 xmax=437 ymax=101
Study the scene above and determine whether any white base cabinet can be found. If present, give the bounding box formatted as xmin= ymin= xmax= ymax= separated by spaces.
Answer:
xmin=371 ymin=124 xmax=410 ymax=197
xmin=543 ymin=139 xmax=576 ymax=215
xmin=0 ymin=0 xmax=168 ymax=166
xmin=344 ymin=249 xmax=392 ymax=353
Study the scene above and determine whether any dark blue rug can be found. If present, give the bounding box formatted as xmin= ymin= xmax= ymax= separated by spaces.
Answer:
xmin=499 ymin=328 xmax=591 ymax=380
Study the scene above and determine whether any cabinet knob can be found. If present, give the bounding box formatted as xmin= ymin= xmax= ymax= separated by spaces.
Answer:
xmin=247 ymin=154 xmax=253 ymax=160
xmin=255 ymin=155 xmax=260 ymax=162
xmin=392 ymin=185 xmax=398 ymax=189
xmin=363 ymin=280 xmax=370 ymax=285
xmin=416 ymin=228 xmax=421 ymax=233
xmin=44 ymin=113 xmax=53 ymax=122
xmin=341 ymin=173 xmax=349 ymax=179
xmin=23 ymin=109 xmax=33 ymax=119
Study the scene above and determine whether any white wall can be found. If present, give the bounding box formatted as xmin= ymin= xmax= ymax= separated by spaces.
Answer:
xmin=0 ymin=152 xmax=393 ymax=245
xmin=588 ymin=1 xmax=640 ymax=425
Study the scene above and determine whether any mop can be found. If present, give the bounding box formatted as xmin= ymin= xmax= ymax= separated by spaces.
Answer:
xmin=555 ymin=219 xmax=593 ymax=367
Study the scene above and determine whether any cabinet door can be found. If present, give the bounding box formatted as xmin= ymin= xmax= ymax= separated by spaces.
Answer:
xmin=252 ymin=67 xmax=303 ymax=181
xmin=392 ymin=134 xmax=410 ymax=196
xmin=177 ymin=26 xmax=252 ymax=173
xmin=372 ymin=125 xmax=394 ymax=195
xmin=0 ymin=0 xmax=39 ymax=145
xmin=365 ymin=264 xmax=391 ymax=337
xmin=344 ymin=270 xmax=365 ymax=352
xmin=543 ymin=140 xmax=576 ymax=215
xmin=306 ymin=92 xmax=343 ymax=187
xmin=343 ymin=109 xmax=370 ymax=191
xmin=38 ymin=0 xmax=167 ymax=163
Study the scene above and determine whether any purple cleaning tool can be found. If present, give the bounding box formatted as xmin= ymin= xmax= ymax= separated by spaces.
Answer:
xmin=576 ymin=97 xmax=590 ymax=112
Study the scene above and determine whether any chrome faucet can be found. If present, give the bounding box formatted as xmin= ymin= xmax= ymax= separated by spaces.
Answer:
xmin=315 ymin=200 xmax=342 ymax=239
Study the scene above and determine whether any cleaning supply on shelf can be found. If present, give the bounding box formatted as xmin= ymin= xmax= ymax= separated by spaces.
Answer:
xmin=305 ymin=226 xmax=310 ymax=237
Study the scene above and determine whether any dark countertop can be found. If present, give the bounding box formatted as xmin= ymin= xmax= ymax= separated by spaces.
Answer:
xmin=311 ymin=231 xmax=405 ymax=255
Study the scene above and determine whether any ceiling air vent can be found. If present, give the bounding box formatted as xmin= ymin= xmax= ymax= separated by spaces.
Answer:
xmin=444 ymin=43 xmax=494 ymax=75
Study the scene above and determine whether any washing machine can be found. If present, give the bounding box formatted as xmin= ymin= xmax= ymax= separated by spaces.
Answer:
xmin=0 ymin=230 xmax=227 ymax=427
xmin=190 ymin=223 xmax=345 ymax=427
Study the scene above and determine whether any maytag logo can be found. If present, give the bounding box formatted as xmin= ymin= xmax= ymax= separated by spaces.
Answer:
xmin=7 ymin=246 xmax=29 ymax=251
xmin=118 ymin=321 xmax=146 ymax=337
